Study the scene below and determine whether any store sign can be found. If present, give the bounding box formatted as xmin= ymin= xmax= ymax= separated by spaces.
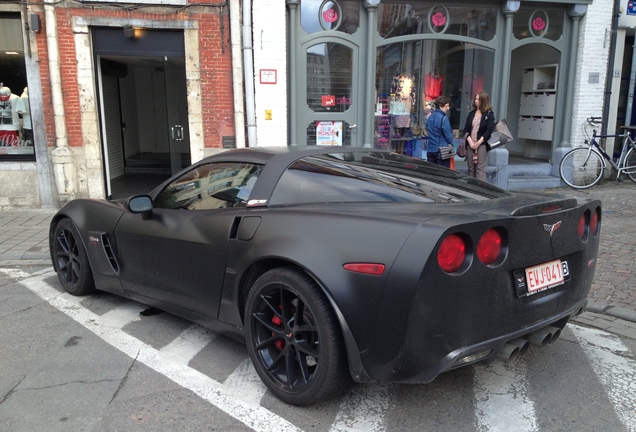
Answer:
xmin=322 ymin=95 xmax=336 ymax=107
xmin=316 ymin=121 xmax=343 ymax=146
xmin=80 ymin=0 xmax=186 ymax=4
xmin=619 ymin=0 xmax=636 ymax=27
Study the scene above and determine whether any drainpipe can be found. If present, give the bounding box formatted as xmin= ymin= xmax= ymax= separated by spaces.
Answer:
xmin=229 ymin=0 xmax=246 ymax=148
xmin=242 ymin=0 xmax=257 ymax=147
xmin=601 ymin=0 xmax=620 ymax=134
xmin=45 ymin=0 xmax=75 ymax=202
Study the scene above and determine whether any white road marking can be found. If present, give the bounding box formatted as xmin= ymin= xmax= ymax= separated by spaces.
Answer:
xmin=1 ymin=268 xmax=31 ymax=279
xmin=223 ymin=358 xmax=269 ymax=406
xmin=570 ymin=324 xmax=636 ymax=432
xmin=17 ymin=271 xmax=301 ymax=432
xmin=101 ymin=303 xmax=147 ymax=328
xmin=473 ymin=360 xmax=538 ymax=432
xmin=329 ymin=383 xmax=393 ymax=432
xmin=159 ymin=324 xmax=217 ymax=364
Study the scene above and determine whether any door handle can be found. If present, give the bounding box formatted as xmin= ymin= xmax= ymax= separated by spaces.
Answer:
xmin=171 ymin=125 xmax=184 ymax=141
xmin=348 ymin=124 xmax=357 ymax=134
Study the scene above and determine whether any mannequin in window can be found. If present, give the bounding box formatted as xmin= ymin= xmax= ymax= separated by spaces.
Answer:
xmin=16 ymin=87 xmax=32 ymax=146
xmin=0 ymin=85 xmax=20 ymax=147
xmin=389 ymin=74 xmax=416 ymax=136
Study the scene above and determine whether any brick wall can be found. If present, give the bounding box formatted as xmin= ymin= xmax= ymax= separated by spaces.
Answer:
xmin=40 ymin=2 xmax=234 ymax=151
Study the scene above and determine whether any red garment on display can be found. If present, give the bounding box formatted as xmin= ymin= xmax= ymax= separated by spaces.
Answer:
xmin=463 ymin=75 xmax=485 ymax=96
xmin=424 ymin=73 xmax=444 ymax=100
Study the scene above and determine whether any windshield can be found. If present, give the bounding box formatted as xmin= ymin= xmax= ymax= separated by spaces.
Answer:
xmin=270 ymin=152 xmax=513 ymax=205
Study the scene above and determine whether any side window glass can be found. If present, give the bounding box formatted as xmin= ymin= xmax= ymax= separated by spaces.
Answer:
xmin=154 ymin=162 xmax=262 ymax=210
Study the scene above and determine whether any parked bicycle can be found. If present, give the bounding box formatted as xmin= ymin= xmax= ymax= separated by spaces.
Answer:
xmin=559 ymin=116 xmax=636 ymax=189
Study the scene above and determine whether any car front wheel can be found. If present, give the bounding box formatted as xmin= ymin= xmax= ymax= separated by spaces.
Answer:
xmin=245 ymin=267 xmax=351 ymax=406
xmin=52 ymin=218 xmax=96 ymax=296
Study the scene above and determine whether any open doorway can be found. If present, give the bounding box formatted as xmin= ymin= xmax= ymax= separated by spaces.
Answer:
xmin=93 ymin=28 xmax=190 ymax=200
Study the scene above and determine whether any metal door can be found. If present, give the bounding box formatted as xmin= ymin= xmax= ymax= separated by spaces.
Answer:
xmin=297 ymin=39 xmax=361 ymax=147
xmin=164 ymin=57 xmax=188 ymax=175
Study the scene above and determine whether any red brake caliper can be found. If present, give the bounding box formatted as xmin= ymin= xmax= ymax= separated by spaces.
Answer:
xmin=272 ymin=308 xmax=285 ymax=350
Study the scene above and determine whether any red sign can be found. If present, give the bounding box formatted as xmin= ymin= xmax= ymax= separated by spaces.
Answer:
xmin=322 ymin=95 xmax=336 ymax=107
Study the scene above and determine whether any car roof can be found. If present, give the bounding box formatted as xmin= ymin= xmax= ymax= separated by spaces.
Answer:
xmin=198 ymin=145 xmax=380 ymax=166
xmin=196 ymin=146 xmax=390 ymax=207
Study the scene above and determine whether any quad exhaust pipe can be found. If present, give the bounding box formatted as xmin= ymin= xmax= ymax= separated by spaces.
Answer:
xmin=497 ymin=338 xmax=530 ymax=363
xmin=526 ymin=325 xmax=562 ymax=347
xmin=497 ymin=325 xmax=562 ymax=363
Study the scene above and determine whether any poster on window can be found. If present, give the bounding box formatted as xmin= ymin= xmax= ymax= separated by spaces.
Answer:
xmin=316 ymin=121 xmax=343 ymax=146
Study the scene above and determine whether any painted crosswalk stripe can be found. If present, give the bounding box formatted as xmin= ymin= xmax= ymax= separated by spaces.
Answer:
xmin=329 ymin=383 xmax=394 ymax=432
xmin=473 ymin=360 xmax=538 ymax=432
xmin=159 ymin=324 xmax=217 ymax=364
xmin=18 ymin=272 xmax=302 ymax=432
xmin=570 ymin=324 xmax=636 ymax=432
xmin=223 ymin=358 xmax=269 ymax=406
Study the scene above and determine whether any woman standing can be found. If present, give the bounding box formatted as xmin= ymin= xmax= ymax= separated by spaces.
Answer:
xmin=425 ymin=95 xmax=454 ymax=168
xmin=463 ymin=92 xmax=495 ymax=181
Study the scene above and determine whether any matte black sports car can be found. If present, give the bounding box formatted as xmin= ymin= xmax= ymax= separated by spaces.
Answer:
xmin=50 ymin=146 xmax=601 ymax=405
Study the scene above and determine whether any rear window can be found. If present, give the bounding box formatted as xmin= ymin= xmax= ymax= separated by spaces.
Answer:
xmin=269 ymin=151 xmax=513 ymax=205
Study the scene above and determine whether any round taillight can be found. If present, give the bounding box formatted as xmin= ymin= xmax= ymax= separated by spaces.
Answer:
xmin=477 ymin=228 xmax=502 ymax=265
xmin=438 ymin=234 xmax=466 ymax=273
xmin=590 ymin=209 xmax=599 ymax=236
xmin=578 ymin=214 xmax=587 ymax=240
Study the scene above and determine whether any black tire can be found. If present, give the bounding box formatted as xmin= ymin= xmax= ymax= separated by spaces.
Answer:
xmin=245 ymin=267 xmax=351 ymax=406
xmin=559 ymin=148 xmax=605 ymax=189
xmin=51 ymin=218 xmax=96 ymax=296
xmin=624 ymin=147 xmax=636 ymax=184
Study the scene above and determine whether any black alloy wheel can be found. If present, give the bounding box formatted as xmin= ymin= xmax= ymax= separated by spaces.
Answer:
xmin=245 ymin=267 xmax=351 ymax=406
xmin=52 ymin=218 xmax=96 ymax=296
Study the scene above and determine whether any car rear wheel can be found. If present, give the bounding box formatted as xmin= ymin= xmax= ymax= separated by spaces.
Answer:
xmin=52 ymin=218 xmax=96 ymax=296
xmin=245 ymin=267 xmax=351 ymax=406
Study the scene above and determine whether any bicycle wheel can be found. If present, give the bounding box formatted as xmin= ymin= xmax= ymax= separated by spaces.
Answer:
xmin=624 ymin=147 xmax=636 ymax=183
xmin=559 ymin=147 xmax=605 ymax=189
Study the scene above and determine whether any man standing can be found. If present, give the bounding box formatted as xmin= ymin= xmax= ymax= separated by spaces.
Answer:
xmin=425 ymin=95 xmax=454 ymax=168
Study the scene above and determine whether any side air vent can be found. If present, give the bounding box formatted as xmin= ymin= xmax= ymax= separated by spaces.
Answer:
xmin=101 ymin=233 xmax=120 ymax=274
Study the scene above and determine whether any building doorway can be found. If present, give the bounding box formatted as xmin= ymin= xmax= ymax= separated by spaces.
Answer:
xmin=93 ymin=28 xmax=190 ymax=200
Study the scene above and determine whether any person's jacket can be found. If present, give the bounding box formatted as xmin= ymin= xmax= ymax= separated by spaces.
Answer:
xmin=426 ymin=109 xmax=454 ymax=153
xmin=463 ymin=109 xmax=495 ymax=146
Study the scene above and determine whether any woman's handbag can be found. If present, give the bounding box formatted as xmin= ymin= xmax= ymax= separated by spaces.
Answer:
xmin=487 ymin=119 xmax=514 ymax=151
xmin=438 ymin=144 xmax=456 ymax=160
xmin=456 ymin=133 xmax=468 ymax=158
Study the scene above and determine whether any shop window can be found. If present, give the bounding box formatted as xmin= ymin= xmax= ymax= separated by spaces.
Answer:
xmin=377 ymin=3 xmax=497 ymax=42
xmin=374 ymin=39 xmax=494 ymax=150
xmin=301 ymin=0 xmax=360 ymax=35
xmin=306 ymin=43 xmax=352 ymax=113
xmin=1 ymin=14 xmax=33 ymax=160
xmin=513 ymin=8 xmax=564 ymax=41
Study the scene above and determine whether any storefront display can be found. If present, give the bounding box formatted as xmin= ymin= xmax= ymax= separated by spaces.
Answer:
xmin=0 ymin=13 xmax=33 ymax=158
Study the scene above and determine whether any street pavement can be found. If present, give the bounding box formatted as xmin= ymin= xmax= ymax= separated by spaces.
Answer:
xmin=1 ymin=180 xmax=635 ymax=340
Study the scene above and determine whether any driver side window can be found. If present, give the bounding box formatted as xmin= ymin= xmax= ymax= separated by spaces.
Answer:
xmin=154 ymin=162 xmax=262 ymax=210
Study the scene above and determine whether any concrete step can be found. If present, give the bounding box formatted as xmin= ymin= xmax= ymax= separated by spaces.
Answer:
xmin=507 ymin=162 xmax=553 ymax=177
xmin=508 ymin=175 xmax=563 ymax=190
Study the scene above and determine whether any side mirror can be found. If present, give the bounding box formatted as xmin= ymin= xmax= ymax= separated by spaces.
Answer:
xmin=127 ymin=195 xmax=153 ymax=219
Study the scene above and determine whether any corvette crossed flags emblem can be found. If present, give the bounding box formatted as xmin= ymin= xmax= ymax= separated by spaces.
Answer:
xmin=543 ymin=221 xmax=562 ymax=236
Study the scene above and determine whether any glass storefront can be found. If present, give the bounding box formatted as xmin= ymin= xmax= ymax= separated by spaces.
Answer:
xmin=0 ymin=13 xmax=33 ymax=159
xmin=373 ymin=3 xmax=498 ymax=154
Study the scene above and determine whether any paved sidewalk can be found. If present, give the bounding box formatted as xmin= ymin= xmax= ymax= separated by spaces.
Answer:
xmin=1 ymin=181 xmax=635 ymax=339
